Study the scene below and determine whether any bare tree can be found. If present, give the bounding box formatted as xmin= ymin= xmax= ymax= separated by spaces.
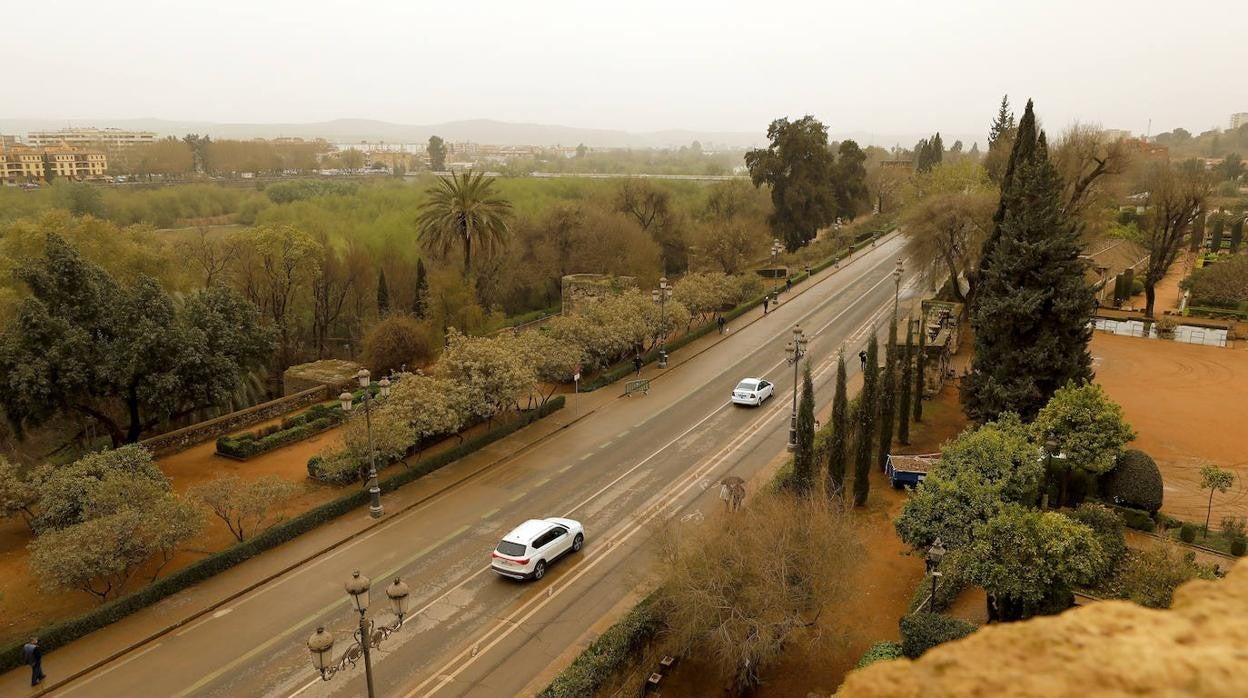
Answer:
xmin=1137 ymin=162 xmax=1210 ymax=317
xmin=311 ymin=233 xmax=361 ymax=358
xmin=1052 ymin=124 xmax=1131 ymax=227
xmin=189 ymin=475 xmax=299 ymax=542
xmin=179 ymin=224 xmax=242 ymax=287
xmin=655 ymin=492 xmax=862 ymax=692
xmin=903 ymin=190 xmax=996 ymax=306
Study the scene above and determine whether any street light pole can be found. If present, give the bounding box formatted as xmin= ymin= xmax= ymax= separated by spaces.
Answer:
xmin=925 ymin=537 xmax=947 ymax=612
xmin=771 ymin=238 xmax=784 ymax=299
xmin=652 ymin=276 xmax=672 ymax=368
xmin=340 ymin=370 xmax=392 ymax=518
xmin=893 ymin=257 xmax=904 ymax=309
xmin=786 ymin=324 xmax=809 ymax=451
xmin=307 ymin=571 xmax=410 ymax=698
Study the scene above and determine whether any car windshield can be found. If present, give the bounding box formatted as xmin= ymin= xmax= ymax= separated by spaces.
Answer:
xmin=736 ymin=381 xmax=758 ymax=391
xmin=496 ymin=540 xmax=526 ymax=556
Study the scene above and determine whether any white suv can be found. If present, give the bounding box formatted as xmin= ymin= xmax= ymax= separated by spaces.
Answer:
xmin=491 ymin=518 xmax=585 ymax=580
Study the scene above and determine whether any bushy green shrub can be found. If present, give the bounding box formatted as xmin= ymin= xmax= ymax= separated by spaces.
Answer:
xmin=855 ymin=641 xmax=904 ymax=669
xmin=537 ymin=595 xmax=660 ymax=698
xmin=1069 ymin=502 xmax=1127 ymax=583
xmin=1179 ymin=523 xmax=1197 ymax=543
xmin=899 ymin=613 xmax=976 ymax=659
xmin=906 ymin=559 xmax=969 ymax=614
xmin=1231 ymin=539 xmax=1247 ymax=557
xmin=1108 ymin=504 xmax=1155 ymax=532
xmin=1101 ymin=449 xmax=1163 ymax=513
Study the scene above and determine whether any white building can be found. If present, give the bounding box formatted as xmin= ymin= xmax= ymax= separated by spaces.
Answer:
xmin=1232 ymin=113 xmax=1248 ymax=130
xmin=26 ymin=127 xmax=156 ymax=149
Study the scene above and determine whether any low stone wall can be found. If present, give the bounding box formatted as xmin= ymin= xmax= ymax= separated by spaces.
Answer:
xmin=139 ymin=385 xmax=330 ymax=457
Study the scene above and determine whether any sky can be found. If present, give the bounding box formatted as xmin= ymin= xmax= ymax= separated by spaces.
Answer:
xmin=9 ymin=0 xmax=1246 ymax=140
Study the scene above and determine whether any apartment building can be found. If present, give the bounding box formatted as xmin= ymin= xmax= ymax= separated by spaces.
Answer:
xmin=0 ymin=144 xmax=109 ymax=184
xmin=1232 ymin=113 xmax=1248 ymax=130
xmin=26 ymin=127 xmax=156 ymax=149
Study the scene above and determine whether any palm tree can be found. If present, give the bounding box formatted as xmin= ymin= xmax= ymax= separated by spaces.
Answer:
xmin=415 ymin=170 xmax=512 ymax=274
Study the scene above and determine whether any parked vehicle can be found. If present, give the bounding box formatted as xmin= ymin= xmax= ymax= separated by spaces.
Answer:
xmin=731 ymin=378 xmax=774 ymax=406
xmin=491 ymin=518 xmax=585 ymax=580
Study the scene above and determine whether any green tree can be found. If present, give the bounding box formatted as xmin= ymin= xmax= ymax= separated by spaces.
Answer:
xmin=826 ymin=350 xmax=849 ymax=501
xmin=188 ymin=475 xmax=299 ymax=542
xmin=853 ymin=329 xmax=879 ymax=506
xmin=834 ymin=140 xmax=869 ymax=220
xmin=746 ymin=116 xmax=839 ymax=250
xmin=412 ymin=258 xmax=429 ymax=318
xmin=792 ymin=362 xmax=816 ymax=496
xmin=964 ymin=505 xmax=1105 ymax=621
xmin=1199 ymin=464 xmax=1235 ymax=536
xmin=876 ymin=316 xmax=899 ymax=469
xmin=984 ymin=95 xmax=1017 ymax=184
xmin=416 ymin=170 xmax=513 ymax=275
xmin=963 ymin=101 xmax=1096 ymax=422
xmin=0 ymin=455 xmax=42 ymax=530
xmin=898 ymin=321 xmax=914 ymax=445
xmin=427 ymin=135 xmax=447 ymax=171
xmin=0 ymin=236 xmax=272 ymax=445
xmin=377 ymin=267 xmax=390 ymax=316
xmin=1134 ymin=162 xmax=1209 ymax=316
xmin=1188 ymin=209 xmax=1206 ymax=252
xmin=1032 ymin=383 xmax=1136 ymax=507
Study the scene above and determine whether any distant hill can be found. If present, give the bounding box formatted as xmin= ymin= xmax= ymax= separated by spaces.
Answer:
xmin=0 ymin=117 xmax=980 ymax=151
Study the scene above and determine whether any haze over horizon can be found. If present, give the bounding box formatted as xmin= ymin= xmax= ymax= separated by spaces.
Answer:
xmin=8 ymin=0 xmax=1245 ymax=141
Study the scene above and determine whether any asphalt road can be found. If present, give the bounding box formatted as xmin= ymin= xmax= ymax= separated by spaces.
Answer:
xmin=50 ymin=236 xmax=915 ymax=698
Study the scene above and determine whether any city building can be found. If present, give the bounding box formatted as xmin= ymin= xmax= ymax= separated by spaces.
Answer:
xmin=1102 ymin=129 xmax=1132 ymax=141
xmin=0 ymin=135 xmax=18 ymax=147
xmin=0 ymin=144 xmax=109 ymax=184
xmin=26 ymin=127 xmax=156 ymax=149
xmin=1232 ymin=113 xmax=1248 ymax=130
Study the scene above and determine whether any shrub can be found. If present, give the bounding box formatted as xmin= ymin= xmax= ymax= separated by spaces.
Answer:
xmin=0 ymin=396 xmax=566 ymax=674
xmin=537 ymin=595 xmax=661 ymax=698
xmin=1179 ymin=523 xmax=1197 ymax=543
xmin=1101 ymin=449 xmax=1163 ymax=513
xmin=1069 ymin=502 xmax=1127 ymax=583
xmin=855 ymin=641 xmax=903 ymax=669
xmin=906 ymin=557 xmax=969 ymax=614
xmin=899 ymin=613 xmax=976 ymax=659
xmin=361 ymin=314 xmax=438 ymax=374
xmin=1117 ymin=546 xmax=1216 ymax=608
xmin=1232 ymin=539 xmax=1247 ymax=557
xmin=1221 ymin=516 xmax=1247 ymax=544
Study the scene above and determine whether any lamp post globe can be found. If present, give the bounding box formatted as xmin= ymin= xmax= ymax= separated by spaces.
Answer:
xmin=386 ymin=577 xmax=410 ymax=618
xmin=339 ymin=391 xmax=354 ymax=412
xmin=307 ymin=626 xmax=334 ymax=676
xmin=345 ymin=570 xmax=372 ymax=614
xmin=378 ymin=377 xmax=391 ymax=399
xmin=356 ymin=368 xmax=371 ymax=388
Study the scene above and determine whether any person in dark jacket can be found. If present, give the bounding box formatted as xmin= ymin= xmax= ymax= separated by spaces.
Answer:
xmin=24 ymin=637 xmax=45 ymax=686
xmin=717 ymin=315 xmax=726 ymax=334
xmin=633 ymin=354 xmax=643 ymax=376
xmin=858 ymin=349 xmax=868 ymax=371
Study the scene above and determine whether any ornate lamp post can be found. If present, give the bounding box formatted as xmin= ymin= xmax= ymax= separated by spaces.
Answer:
xmin=307 ymin=571 xmax=410 ymax=698
xmin=785 ymin=324 xmax=809 ymax=451
xmin=1043 ymin=433 xmax=1060 ymax=510
xmin=340 ymin=370 xmax=392 ymax=518
xmin=652 ymin=276 xmax=672 ymax=368
xmin=893 ymin=257 xmax=904 ymax=308
xmin=925 ymin=537 xmax=947 ymax=612
xmin=770 ymin=238 xmax=784 ymax=298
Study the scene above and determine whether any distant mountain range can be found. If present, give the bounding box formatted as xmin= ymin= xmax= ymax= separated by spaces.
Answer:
xmin=0 ymin=117 xmax=982 ymax=151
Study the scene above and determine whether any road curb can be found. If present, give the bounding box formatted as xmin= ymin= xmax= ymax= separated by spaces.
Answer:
xmin=29 ymin=407 xmax=599 ymax=697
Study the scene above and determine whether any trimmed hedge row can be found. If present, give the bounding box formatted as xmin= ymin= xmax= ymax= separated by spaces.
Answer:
xmin=537 ymin=594 xmax=661 ymax=698
xmin=854 ymin=640 xmax=904 ymax=669
xmin=907 ymin=558 xmax=969 ymax=614
xmin=1106 ymin=502 xmax=1155 ymax=532
xmin=0 ymin=396 xmax=565 ymax=675
xmin=579 ymin=228 xmax=891 ymax=393
xmin=899 ymin=613 xmax=976 ymax=658
xmin=214 ymin=386 xmax=379 ymax=459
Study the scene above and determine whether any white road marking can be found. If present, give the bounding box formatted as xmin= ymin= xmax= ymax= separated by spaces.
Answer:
xmin=57 ymin=643 xmax=163 ymax=695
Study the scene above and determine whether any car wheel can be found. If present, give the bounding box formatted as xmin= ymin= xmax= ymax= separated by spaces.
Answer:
xmin=572 ymin=533 xmax=584 ymax=552
xmin=533 ymin=560 xmax=547 ymax=580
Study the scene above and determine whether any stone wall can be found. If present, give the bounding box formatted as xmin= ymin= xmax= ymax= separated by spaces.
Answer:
xmin=561 ymin=274 xmax=637 ymax=314
xmin=838 ymin=560 xmax=1247 ymax=697
xmin=139 ymin=385 xmax=329 ymax=457
xmin=283 ymin=359 xmax=364 ymax=397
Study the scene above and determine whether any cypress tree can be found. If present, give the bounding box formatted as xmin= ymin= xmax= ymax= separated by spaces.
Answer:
xmin=827 ymin=349 xmax=849 ymax=501
xmin=853 ymin=329 xmax=879 ymax=506
xmin=1188 ymin=210 xmax=1205 ymax=253
xmin=1230 ymin=217 xmax=1244 ymax=254
xmin=376 ymin=268 xmax=390 ymax=316
xmin=913 ymin=313 xmax=926 ymax=422
xmin=979 ymin=101 xmax=1038 ymax=278
xmin=963 ymin=116 xmax=1096 ymax=422
xmin=792 ymin=362 xmax=816 ymax=496
xmin=877 ymin=314 xmax=899 ymax=471
xmin=412 ymin=258 xmax=429 ymax=318
xmin=1210 ymin=215 xmax=1225 ymax=252
xmin=898 ymin=320 xmax=914 ymax=445
xmin=988 ymin=95 xmax=1015 ymax=151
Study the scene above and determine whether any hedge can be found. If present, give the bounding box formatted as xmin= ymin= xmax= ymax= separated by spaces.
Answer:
xmin=1106 ymin=503 xmax=1155 ymax=532
xmin=578 ymin=227 xmax=893 ymax=393
xmin=0 ymin=396 xmax=565 ymax=675
xmin=854 ymin=640 xmax=904 ymax=670
xmin=907 ymin=557 xmax=969 ymax=614
xmin=214 ymin=385 xmax=380 ymax=460
xmin=899 ymin=613 xmax=976 ymax=659
xmin=1101 ymin=449 xmax=1163 ymax=514
xmin=537 ymin=594 xmax=662 ymax=698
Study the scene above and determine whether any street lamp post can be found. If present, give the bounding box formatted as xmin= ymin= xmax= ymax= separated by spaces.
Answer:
xmin=340 ymin=370 xmax=392 ymax=518
xmin=1044 ymin=433 xmax=1059 ymax=510
xmin=770 ymin=238 xmax=784 ymax=299
xmin=893 ymin=257 xmax=904 ymax=308
xmin=307 ymin=571 xmax=410 ymax=698
xmin=652 ymin=276 xmax=672 ymax=368
xmin=925 ymin=537 xmax=947 ymax=612
xmin=785 ymin=324 xmax=809 ymax=451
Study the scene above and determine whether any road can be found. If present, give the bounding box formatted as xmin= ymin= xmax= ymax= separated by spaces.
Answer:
xmin=48 ymin=236 xmax=916 ymax=698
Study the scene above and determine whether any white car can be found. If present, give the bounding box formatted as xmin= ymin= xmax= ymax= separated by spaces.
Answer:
xmin=491 ymin=517 xmax=585 ymax=580
xmin=732 ymin=378 xmax=774 ymax=406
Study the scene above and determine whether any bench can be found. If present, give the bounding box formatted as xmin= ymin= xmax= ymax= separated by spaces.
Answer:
xmin=624 ymin=379 xmax=650 ymax=397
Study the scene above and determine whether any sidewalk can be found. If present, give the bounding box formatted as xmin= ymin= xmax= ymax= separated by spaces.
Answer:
xmin=1 ymin=234 xmax=898 ymax=696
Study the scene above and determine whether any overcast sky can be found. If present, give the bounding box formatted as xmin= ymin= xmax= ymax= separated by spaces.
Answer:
xmin=10 ymin=0 xmax=1245 ymax=139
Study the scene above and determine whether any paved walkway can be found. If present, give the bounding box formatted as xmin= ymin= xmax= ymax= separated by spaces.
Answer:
xmin=0 ymin=236 xmax=895 ymax=697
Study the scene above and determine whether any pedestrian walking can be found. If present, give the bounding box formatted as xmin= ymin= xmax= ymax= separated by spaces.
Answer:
xmin=786 ymin=277 xmax=793 ymax=293
xmin=763 ymin=297 xmax=770 ymax=315
xmin=23 ymin=637 xmax=45 ymax=686
xmin=717 ymin=315 xmax=726 ymax=335
xmin=633 ymin=354 xmax=643 ymax=376
xmin=858 ymin=349 xmax=868 ymax=371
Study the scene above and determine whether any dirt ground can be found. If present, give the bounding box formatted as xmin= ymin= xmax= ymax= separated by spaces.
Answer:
xmin=1091 ymin=332 xmax=1248 ymax=523
xmin=621 ymin=384 xmax=971 ymax=697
